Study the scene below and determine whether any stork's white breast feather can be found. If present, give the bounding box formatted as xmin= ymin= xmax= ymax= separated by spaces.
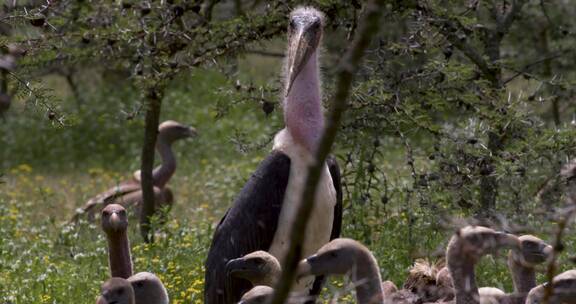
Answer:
xmin=269 ymin=128 xmax=337 ymax=292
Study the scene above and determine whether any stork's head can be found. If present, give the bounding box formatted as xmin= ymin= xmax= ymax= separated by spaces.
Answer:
xmin=99 ymin=277 xmax=135 ymax=304
xmin=128 ymin=272 xmax=169 ymax=304
xmin=226 ymin=251 xmax=281 ymax=286
xmin=285 ymin=7 xmax=324 ymax=96
xmin=101 ymin=204 xmax=128 ymax=235
xmin=158 ymin=120 xmax=198 ymax=143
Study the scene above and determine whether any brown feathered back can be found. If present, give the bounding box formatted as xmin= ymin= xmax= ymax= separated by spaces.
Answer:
xmin=403 ymin=258 xmax=446 ymax=302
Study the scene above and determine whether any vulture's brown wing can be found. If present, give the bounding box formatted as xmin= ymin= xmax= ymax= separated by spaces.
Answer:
xmin=69 ymin=180 xmax=141 ymax=223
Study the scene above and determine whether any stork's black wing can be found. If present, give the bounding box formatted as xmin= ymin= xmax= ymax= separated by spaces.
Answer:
xmin=327 ymin=155 xmax=343 ymax=240
xmin=307 ymin=155 xmax=343 ymax=302
xmin=204 ymin=151 xmax=291 ymax=304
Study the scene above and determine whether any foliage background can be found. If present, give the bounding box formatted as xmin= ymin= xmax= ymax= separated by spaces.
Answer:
xmin=1 ymin=0 xmax=575 ymax=303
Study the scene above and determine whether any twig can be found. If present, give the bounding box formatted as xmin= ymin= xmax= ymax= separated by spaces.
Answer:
xmin=427 ymin=14 xmax=499 ymax=86
xmin=7 ymin=71 xmax=65 ymax=126
xmin=503 ymin=50 xmax=569 ymax=84
xmin=269 ymin=1 xmax=385 ymax=303
xmin=244 ymin=49 xmax=285 ymax=58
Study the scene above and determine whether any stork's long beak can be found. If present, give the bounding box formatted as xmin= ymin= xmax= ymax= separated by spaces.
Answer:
xmin=285 ymin=20 xmax=321 ymax=96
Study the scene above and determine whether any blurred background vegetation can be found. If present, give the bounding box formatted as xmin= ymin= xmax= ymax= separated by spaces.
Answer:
xmin=0 ymin=0 xmax=575 ymax=303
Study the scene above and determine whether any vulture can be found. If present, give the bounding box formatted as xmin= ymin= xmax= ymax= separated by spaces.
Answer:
xmin=99 ymin=204 xmax=169 ymax=304
xmin=525 ymin=269 xmax=576 ymax=304
xmin=296 ymin=227 xmax=539 ymax=304
xmin=97 ymin=278 xmax=135 ymax=304
xmin=226 ymin=250 xmax=281 ymax=287
xmin=70 ymin=120 xmax=197 ymax=223
xmin=435 ymin=234 xmax=552 ymax=304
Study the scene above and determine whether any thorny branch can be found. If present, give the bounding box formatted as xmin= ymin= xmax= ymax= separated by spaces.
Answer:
xmin=7 ymin=71 xmax=64 ymax=126
xmin=269 ymin=1 xmax=385 ymax=303
xmin=426 ymin=13 xmax=499 ymax=86
xmin=424 ymin=0 xmax=528 ymax=87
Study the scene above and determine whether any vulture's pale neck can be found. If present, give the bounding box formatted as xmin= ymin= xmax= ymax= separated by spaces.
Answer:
xmin=508 ymin=253 xmax=536 ymax=303
xmin=255 ymin=271 xmax=279 ymax=287
xmin=346 ymin=249 xmax=384 ymax=304
xmin=153 ymin=137 xmax=176 ymax=188
xmin=450 ymin=257 xmax=479 ymax=304
xmin=284 ymin=49 xmax=323 ymax=154
xmin=106 ymin=229 xmax=133 ymax=279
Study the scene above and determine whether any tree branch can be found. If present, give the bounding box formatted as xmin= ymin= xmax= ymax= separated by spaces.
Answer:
xmin=503 ymin=49 xmax=569 ymax=84
xmin=244 ymin=49 xmax=285 ymax=58
xmin=427 ymin=13 xmax=499 ymax=86
xmin=269 ymin=1 xmax=385 ymax=303
xmin=7 ymin=71 xmax=65 ymax=126
xmin=498 ymin=0 xmax=528 ymax=35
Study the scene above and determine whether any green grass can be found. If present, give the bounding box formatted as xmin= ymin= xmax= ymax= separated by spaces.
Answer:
xmin=1 ymin=57 xmax=575 ymax=303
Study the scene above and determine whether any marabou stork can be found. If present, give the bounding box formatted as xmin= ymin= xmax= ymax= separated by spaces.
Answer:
xmin=204 ymin=7 xmax=342 ymax=304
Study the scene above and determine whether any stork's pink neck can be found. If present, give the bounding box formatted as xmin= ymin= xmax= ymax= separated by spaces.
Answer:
xmin=153 ymin=137 xmax=176 ymax=188
xmin=284 ymin=50 xmax=323 ymax=153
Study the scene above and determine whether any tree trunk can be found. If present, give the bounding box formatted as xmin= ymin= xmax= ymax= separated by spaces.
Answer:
xmin=476 ymin=0 xmax=527 ymax=217
xmin=139 ymin=87 xmax=162 ymax=243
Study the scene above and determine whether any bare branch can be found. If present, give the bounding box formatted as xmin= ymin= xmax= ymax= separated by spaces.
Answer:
xmin=244 ymin=49 xmax=284 ymax=58
xmin=269 ymin=1 xmax=385 ymax=303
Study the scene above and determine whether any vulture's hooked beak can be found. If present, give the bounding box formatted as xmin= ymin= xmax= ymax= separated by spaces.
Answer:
xmin=296 ymin=257 xmax=313 ymax=279
xmin=109 ymin=212 xmax=123 ymax=232
xmin=226 ymin=257 xmax=249 ymax=276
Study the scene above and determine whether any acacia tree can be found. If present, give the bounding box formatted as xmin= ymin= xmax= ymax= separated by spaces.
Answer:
xmin=328 ymin=1 xmax=575 ymax=256
xmin=3 ymin=0 xmax=575 ymax=247
xmin=2 ymin=0 xmax=356 ymax=241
